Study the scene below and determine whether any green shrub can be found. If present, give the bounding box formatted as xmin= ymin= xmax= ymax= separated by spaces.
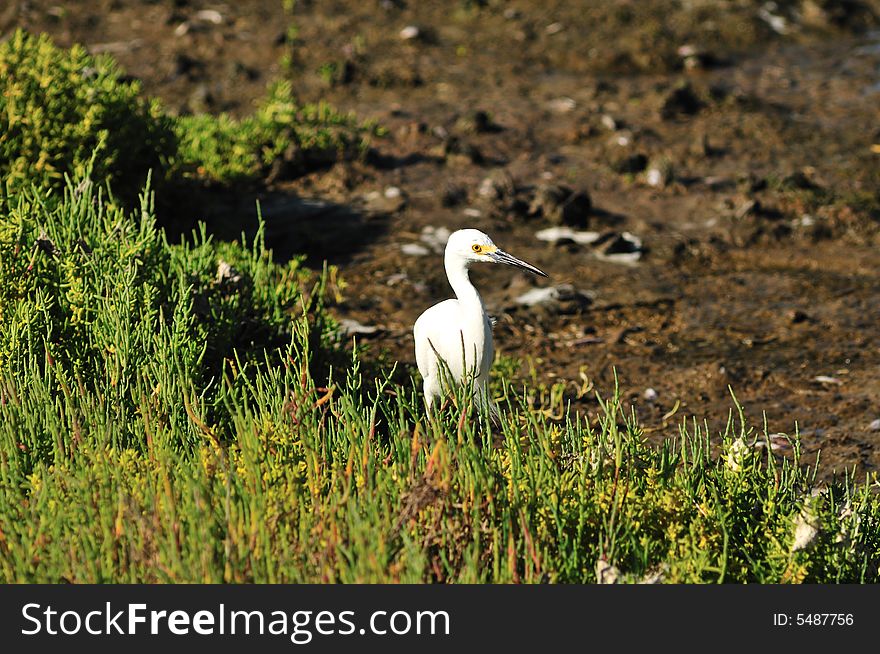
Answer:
xmin=174 ymin=80 xmax=372 ymax=184
xmin=0 ymin=30 xmax=376 ymax=198
xmin=0 ymin=30 xmax=175 ymax=200
xmin=0 ymin=174 xmax=331 ymax=464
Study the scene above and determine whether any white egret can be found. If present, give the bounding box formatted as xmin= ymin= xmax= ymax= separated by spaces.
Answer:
xmin=413 ymin=228 xmax=547 ymax=412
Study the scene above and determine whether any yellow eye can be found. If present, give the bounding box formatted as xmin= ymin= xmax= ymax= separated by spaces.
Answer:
xmin=472 ymin=244 xmax=482 ymax=253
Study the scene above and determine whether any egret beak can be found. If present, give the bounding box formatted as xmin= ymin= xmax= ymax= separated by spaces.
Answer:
xmin=490 ymin=249 xmax=548 ymax=277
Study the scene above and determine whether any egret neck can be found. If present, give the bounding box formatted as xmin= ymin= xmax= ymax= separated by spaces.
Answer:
xmin=444 ymin=249 xmax=486 ymax=377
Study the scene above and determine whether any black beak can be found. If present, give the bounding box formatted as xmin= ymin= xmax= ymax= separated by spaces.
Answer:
xmin=490 ymin=249 xmax=548 ymax=277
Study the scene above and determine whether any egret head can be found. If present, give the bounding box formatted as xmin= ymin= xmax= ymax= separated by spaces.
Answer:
xmin=446 ymin=228 xmax=548 ymax=277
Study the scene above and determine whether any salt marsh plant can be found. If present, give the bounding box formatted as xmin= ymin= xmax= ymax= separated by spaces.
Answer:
xmin=0 ymin=177 xmax=877 ymax=583
xmin=0 ymin=30 xmax=174 ymax=202
xmin=0 ymin=25 xmax=876 ymax=586
xmin=0 ymin=30 xmax=374 ymax=201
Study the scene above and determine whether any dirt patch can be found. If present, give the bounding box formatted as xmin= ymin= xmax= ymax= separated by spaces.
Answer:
xmin=9 ymin=0 xmax=880 ymax=477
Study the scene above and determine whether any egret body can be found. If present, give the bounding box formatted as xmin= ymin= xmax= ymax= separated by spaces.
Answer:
xmin=413 ymin=228 xmax=547 ymax=411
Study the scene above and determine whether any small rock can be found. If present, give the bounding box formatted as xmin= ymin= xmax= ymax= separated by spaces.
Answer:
xmin=215 ymin=260 xmax=244 ymax=295
xmin=758 ymin=4 xmax=789 ymax=34
xmin=691 ymin=132 xmax=713 ymax=157
xmin=756 ymin=433 xmax=793 ymax=453
xmin=638 ymin=565 xmax=667 ymax=584
xmin=529 ymin=184 xmax=569 ymax=218
xmin=660 ymin=81 xmax=703 ymax=120
xmin=514 ymin=287 xmax=559 ymax=307
xmin=609 ymin=151 xmax=648 ymax=175
xmin=174 ymin=52 xmax=203 ymax=77
xmin=478 ymin=169 xmax=516 ymax=202
xmin=790 ymin=309 xmax=810 ymax=324
xmin=803 ymin=0 xmax=875 ymax=29
xmin=557 ymin=191 xmax=592 ymax=227
xmin=610 ymin=130 xmax=634 ymax=147
xmin=174 ymin=9 xmax=223 ymax=36
xmin=194 ymin=9 xmax=223 ymax=24
xmin=791 ymin=505 xmax=820 ymax=552
xmin=363 ymin=188 xmax=406 ymax=214
xmin=645 ymin=168 xmax=664 ymax=187
xmin=399 ymin=25 xmax=420 ymax=40
xmin=463 ymin=208 xmax=482 ymax=218
xmin=441 ymin=136 xmax=484 ymax=165
xmin=781 ymin=170 xmax=822 ymax=191
xmin=834 ymin=500 xmax=858 ymax=545
xmin=528 ymin=184 xmax=592 ymax=227
xmin=869 ymin=419 xmax=880 ymax=432
xmin=594 ymin=232 xmax=644 ymax=264
xmin=401 ymin=243 xmax=430 ymax=256
xmin=643 ymin=388 xmax=659 ymax=402
xmin=677 ymin=43 xmax=718 ymax=70
xmin=596 ymin=559 xmax=620 ymax=584
xmin=186 ymin=83 xmax=213 ymax=112
xmin=813 ymin=375 xmax=843 ymax=386
xmin=337 ymin=319 xmax=382 ymax=337
xmin=600 ymin=114 xmax=620 ymax=131
xmin=477 ymin=180 xmax=496 ymax=198
xmin=514 ymin=284 xmax=593 ymax=315
xmin=385 ymin=272 xmax=408 ymax=286
xmin=216 ymin=260 xmax=242 ymax=285
xmin=89 ymin=39 xmax=144 ymax=54
xmin=547 ymin=97 xmax=576 ymax=113
xmin=35 ymin=230 xmax=60 ymax=258
xmin=735 ymin=199 xmax=759 ymax=220
xmin=545 ymin=22 xmax=565 ymax=35
xmin=738 ymin=174 xmax=767 ymax=193
xmin=644 ymin=157 xmax=674 ymax=188
xmin=726 ymin=438 xmax=750 ymax=473
xmin=535 ymin=226 xmax=602 ymax=246
xmin=419 ymin=225 xmax=451 ymax=252
xmin=455 ymin=109 xmax=496 ymax=134
xmin=703 ymin=176 xmax=735 ymax=191
xmin=441 ymin=184 xmax=467 ymax=207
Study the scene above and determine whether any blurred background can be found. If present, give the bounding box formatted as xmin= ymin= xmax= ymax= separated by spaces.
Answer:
xmin=5 ymin=0 xmax=880 ymax=476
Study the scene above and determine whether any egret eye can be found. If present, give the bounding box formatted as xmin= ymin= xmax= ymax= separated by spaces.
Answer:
xmin=472 ymin=244 xmax=482 ymax=253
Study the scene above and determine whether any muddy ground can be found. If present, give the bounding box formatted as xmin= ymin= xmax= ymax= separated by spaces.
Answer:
xmin=9 ymin=0 xmax=880 ymax=478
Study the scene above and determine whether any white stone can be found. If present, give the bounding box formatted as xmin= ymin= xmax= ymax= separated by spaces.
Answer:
xmin=535 ymin=226 xmax=602 ymax=245
xmin=401 ymin=243 xmax=430 ymax=256
xmin=400 ymin=25 xmax=420 ymax=40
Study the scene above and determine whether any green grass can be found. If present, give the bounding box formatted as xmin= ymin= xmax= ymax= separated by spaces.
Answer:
xmin=0 ymin=177 xmax=877 ymax=584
